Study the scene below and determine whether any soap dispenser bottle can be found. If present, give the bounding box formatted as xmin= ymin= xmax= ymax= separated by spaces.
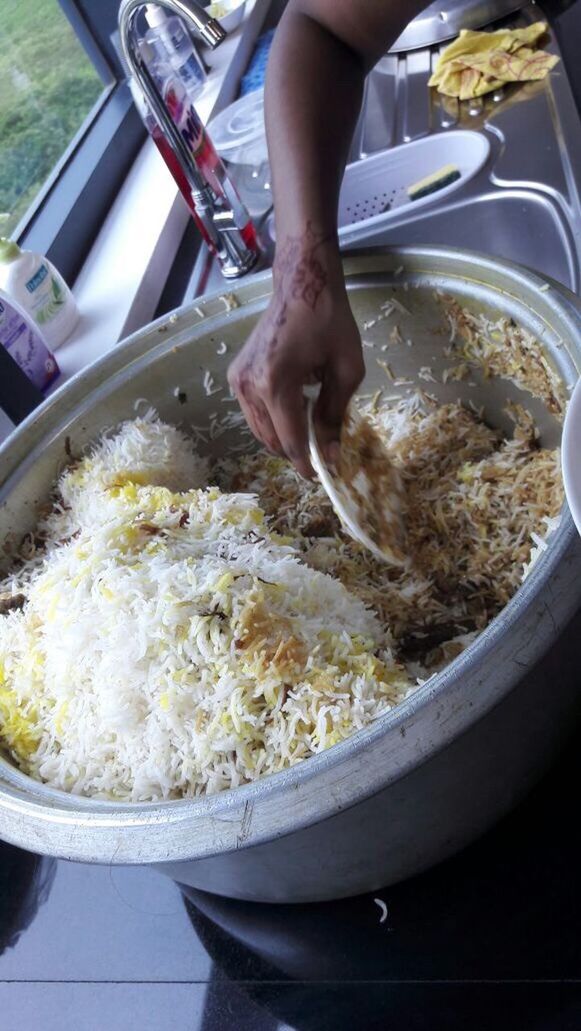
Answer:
xmin=0 ymin=239 xmax=79 ymax=350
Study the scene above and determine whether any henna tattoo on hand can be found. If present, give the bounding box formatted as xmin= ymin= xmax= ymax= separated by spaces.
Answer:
xmin=243 ymin=222 xmax=333 ymax=367
xmin=273 ymin=222 xmax=332 ymax=313
xmin=229 ymin=221 xmax=338 ymax=457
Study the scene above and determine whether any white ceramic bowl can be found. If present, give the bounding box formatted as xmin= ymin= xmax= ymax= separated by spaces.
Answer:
xmin=208 ymin=0 xmax=246 ymax=33
xmin=562 ymin=376 xmax=581 ymax=536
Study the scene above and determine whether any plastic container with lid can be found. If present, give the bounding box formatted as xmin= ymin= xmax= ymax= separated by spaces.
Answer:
xmin=208 ymin=89 xmax=271 ymax=215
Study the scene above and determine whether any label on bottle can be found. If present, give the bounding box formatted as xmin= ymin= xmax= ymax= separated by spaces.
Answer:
xmin=181 ymin=107 xmax=204 ymax=156
xmin=179 ymin=107 xmax=250 ymax=226
xmin=0 ymin=297 xmax=59 ymax=390
xmin=152 ymin=63 xmax=257 ymax=255
xmin=25 ymin=263 xmax=49 ymax=293
xmin=176 ymin=55 xmax=204 ymax=90
xmin=21 ymin=265 xmax=66 ymax=328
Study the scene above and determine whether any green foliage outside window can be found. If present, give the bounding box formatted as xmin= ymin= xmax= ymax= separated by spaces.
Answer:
xmin=0 ymin=0 xmax=104 ymax=236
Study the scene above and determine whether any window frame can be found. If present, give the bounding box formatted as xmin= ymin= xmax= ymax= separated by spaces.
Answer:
xmin=13 ymin=0 xmax=146 ymax=286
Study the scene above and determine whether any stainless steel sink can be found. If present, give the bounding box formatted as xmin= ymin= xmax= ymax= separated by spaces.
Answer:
xmin=344 ymin=190 xmax=577 ymax=289
xmin=186 ymin=2 xmax=581 ymax=298
xmin=342 ymin=2 xmax=581 ymax=291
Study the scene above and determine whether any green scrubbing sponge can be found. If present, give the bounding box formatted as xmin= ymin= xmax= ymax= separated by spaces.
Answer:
xmin=407 ymin=164 xmax=461 ymax=201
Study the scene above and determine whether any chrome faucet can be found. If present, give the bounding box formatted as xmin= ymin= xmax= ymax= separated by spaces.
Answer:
xmin=118 ymin=0 xmax=260 ymax=278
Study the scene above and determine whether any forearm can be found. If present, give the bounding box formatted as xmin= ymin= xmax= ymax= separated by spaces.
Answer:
xmin=265 ymin=0 xmax=425 ymax=245
xmin=266 ymin=10 xmax=363 ymax=242
xmin=230 ymin=1 xmax=428 ymax=471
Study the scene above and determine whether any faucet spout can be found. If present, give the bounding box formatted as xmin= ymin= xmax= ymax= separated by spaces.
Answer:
xmin=118 ymin=0 xmax=260 ymax=279
xmin=119 ymin=0 xmax=225 ymax=52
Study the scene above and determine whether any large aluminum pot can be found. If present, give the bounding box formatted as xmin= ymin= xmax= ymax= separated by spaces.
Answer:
xmin=0 ymin=248 xmax=580 ymax=903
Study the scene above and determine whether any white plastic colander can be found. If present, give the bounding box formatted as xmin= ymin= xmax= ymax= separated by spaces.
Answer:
xmin=338 ymin=130 xmax=490 ymax=242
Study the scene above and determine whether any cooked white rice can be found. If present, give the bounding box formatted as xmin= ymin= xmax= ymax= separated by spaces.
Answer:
xmin=0 ymin=414 xmax=411 ymax=801
xmin=0 ymin=382 xmax=562 ymax=802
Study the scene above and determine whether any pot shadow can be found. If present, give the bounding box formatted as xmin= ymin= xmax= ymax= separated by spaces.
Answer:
xmin=0 ymin=840 xmax=56 ymax=956
xmin=182 ymin=728 xmax=581 ymax=1030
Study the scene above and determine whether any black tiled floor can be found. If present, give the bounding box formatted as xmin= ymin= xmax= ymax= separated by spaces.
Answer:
xmin=2 ymin=730 xmax=581 ymax=1030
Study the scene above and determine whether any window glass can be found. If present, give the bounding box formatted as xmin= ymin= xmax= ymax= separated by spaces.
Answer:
xmin=0 ymin=0 xmax=106 ymax=237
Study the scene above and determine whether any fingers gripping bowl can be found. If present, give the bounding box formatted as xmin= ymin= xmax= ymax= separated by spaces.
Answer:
xmin=0 ymin=249 xmax=580 ymax=902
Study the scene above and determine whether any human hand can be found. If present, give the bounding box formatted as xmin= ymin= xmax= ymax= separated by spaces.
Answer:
xmin=228 ymin=224 xmax=365 ymax=478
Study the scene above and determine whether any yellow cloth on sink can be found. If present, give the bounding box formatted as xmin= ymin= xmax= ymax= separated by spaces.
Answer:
xmin=429 ymin=22 xmax=559 ymax=100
